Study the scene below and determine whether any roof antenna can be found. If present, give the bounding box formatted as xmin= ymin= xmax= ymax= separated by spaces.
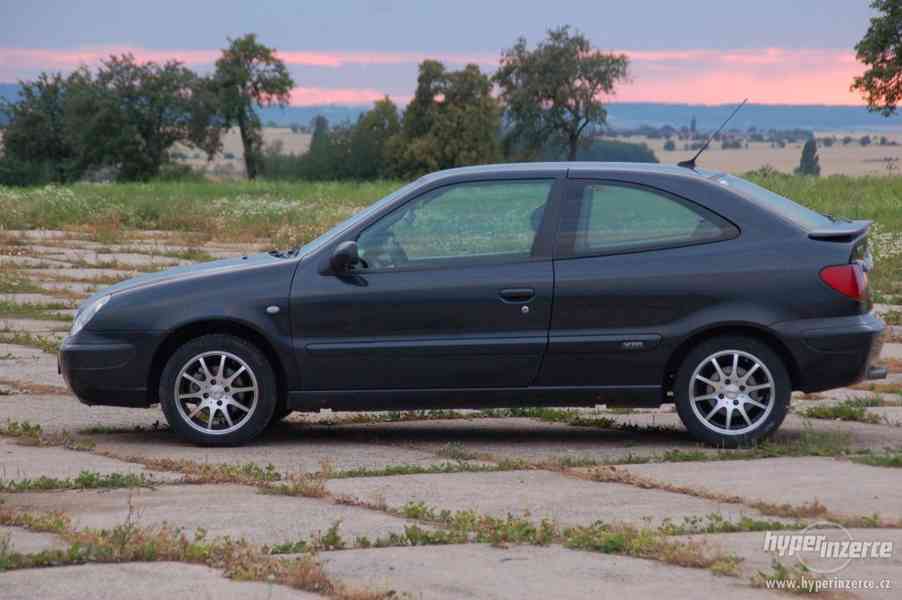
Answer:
xmin=678 ymin=98 xmax=748 ymax=169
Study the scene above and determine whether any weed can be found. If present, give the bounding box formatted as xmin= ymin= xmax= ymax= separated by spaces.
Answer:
xmin=261 ymin=474 xmax=328 ymax=498
xmin=852 ymin=451 xmax=902 ymax=468
xmin=0 ymin=330 xmax=62 ymax=353
xmin=0 ymin=300 xmax=73 ymax=321
xmin=434 ymin=442 xmax=481 ymax=461
xmin=751 ymin=559 xmax=821 ymax=594
xmin=0 ymin=420 xmax=94 ymax=451
xmin=0 ymin=470 xmax=153 ymax=492
xmin=798 ymin=399 xmax=883 ymax=424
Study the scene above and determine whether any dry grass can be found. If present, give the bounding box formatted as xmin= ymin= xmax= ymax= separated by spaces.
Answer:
xmin=583 ymin=465 xmax=894 ymax=528
xmin=0 ymin=506 xmax=388 ymax=599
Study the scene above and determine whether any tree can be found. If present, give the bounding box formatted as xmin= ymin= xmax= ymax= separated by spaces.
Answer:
xmin=348 ymin=97 xmax=400 ymax=179
xmin=387 ymin=61 xmax=500 ymax=177
xmin=853 ymin=0 xmax=902 ymax=115
xmin=796 ymin=139 xmax=821 ymax=176
xmin=2 ymin=56 xmax=220 ymax=183
xmin=64 ymin=55 xmax=220 ymax=180
xmin=0 ymin=73 xmax=76 ymax=182
xmin=214 ymin=34 xmax=294 ymax=179
xmin=494 ymin=26 xmax=629 ymax=161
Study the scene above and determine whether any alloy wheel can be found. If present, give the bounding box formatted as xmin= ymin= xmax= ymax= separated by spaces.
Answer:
xmin=174 ymin=351 xmax=258 ymax=435
xmin=688 ymin=349 xmax=775 ymax=436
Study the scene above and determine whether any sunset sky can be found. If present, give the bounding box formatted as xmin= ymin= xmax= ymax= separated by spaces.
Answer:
xmin=0 ymin=0 xmax=878 ymax=106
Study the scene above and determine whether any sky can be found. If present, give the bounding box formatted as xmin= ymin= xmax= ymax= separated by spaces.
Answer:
xmin=0 ymin=0 xmax=879 ymax=106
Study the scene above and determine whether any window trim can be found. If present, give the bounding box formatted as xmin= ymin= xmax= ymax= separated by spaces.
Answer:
xmin=556 ymin=179 xmax=740 ymax=260
xmin=350 ymin=177 xmax=561 ymax=274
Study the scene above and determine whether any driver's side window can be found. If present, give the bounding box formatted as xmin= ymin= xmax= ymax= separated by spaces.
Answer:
xmin=356 ymin=179 xmax=553 ymax=270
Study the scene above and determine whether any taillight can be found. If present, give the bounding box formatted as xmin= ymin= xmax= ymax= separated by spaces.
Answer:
xmin=820 ymin=263 xmax=868 ymax=301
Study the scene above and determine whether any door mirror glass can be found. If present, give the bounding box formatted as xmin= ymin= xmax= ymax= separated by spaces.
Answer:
xmin=330 ymin=241 xmax=362 ymax=273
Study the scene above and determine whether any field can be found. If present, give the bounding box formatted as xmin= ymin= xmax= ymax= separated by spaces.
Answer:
xmin=0 ymin=176 xmax=901 ymax=598
xmin=633 ymin=130 xmax=902 ymax=177
xmin=173 ymin=127 xmax=902 ymax=178
xmin=2 ymin=172 xmax=899 ymax=302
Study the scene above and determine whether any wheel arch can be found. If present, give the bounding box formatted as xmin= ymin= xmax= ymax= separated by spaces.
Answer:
xmin=147 ymin=318 xmax=287 ymax=410
xmin=663 ymin=323 xmax=801 ymax=393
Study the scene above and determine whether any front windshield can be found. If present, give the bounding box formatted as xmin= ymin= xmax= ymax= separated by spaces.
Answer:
xmin=291 ymin=180 xmax=422 ymax=258
xmin=716 ymin=174 xmax=835 ymax=231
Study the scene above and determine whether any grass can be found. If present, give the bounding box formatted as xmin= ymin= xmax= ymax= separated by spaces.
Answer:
xmin=0 ymin=330 xmax=67 ymax=354
xmin=0 ymin=509 xmax=386 ymax=599
xmin=0 ymin=300 xmax=73 ymax=321
xmin=0 ymin=419 xmax=95 ymax=451
xmin=797 ymin=398 xmax=884 ymax=424
xmin=751 ymin=559 xmax=821 ymax=595
xmin=0 ymin=271 xmax=45 ymax=294
xmin=851 ymin=451 xmax=902 ymax=468
xmin=0 ymin=470 xmax=154 ymax=492
xmin=0 ymin=181 xmax=402 ymax=248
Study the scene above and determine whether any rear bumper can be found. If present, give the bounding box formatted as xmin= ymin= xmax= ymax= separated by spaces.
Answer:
xmin=59 ymin=331 xmax=162 ymax=407
xmin=772 ymin=311 xmax=886 ymax=393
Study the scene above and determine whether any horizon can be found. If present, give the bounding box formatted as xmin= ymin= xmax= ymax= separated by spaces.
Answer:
xmin=0 ymin=1 xmax=883 ymax=107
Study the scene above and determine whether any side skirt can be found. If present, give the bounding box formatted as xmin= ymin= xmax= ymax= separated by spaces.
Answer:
xmin=287 ymin=385 xmax=662 ymax=412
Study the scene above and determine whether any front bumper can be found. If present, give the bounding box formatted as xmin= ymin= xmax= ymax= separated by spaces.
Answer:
xmin=59 ymin=331 xmax=162 ymax=407
xmin=772 ymin=311 xmax=886 ymax=393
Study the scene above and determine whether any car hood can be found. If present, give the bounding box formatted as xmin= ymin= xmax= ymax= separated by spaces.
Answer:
xmin=79 ymin=252 xmax=284 ymax=309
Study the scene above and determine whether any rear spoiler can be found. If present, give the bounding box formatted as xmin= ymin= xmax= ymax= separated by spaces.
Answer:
xmin=807 ymin=220 xmax=872 ymax=241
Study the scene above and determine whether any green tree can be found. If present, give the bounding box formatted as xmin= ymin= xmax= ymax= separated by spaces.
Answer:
xmin=0 ymin=73 xmax=76 ymax=182
xmin=64 ymin=55 xmax=219 ymax=180
xmin=348 ymin=97 xmax=400 ymax=179
xmin=213 ymin=34 xmax=294 ymax=179
xmin=853 ymin=0 xmax=902 ymax=115
xmin=795 ymin=138 xmax=821 ymax=176
xmin=387 ymin=61 xmax=500 ymax=177
xmin=494 ymin=26 xmax=629 ymax=161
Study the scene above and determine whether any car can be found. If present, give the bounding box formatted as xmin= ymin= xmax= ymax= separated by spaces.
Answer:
xmin=59 ymin=162 xmax=887 ymax=446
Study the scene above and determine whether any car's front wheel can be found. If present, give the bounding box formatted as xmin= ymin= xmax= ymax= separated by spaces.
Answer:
xmin=674 ymin=335 xmax=790 ymax=447
xmin=160 ymin=334 xmax=277 ymax=446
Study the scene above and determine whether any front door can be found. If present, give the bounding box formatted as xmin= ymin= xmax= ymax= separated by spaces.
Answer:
xmin=292 ymin=178 xmax=559 ymax=391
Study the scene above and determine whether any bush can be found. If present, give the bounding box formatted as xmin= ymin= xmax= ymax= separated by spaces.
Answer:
xmin=0 ymin=156 xmax=54 ymax=187
xmin=663 ymin=140 xmax=676 ymax=151
xmin=542 ymin=138 xmax=658 ymax=163
xmin=153 ymin=163 xmax=207 ymax=182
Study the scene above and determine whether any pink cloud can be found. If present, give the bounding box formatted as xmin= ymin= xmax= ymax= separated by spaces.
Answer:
xmin=620 ymin=48 xmax=865 ymax=105
xmin=0 ymin=45 xmax=868 ymax=106
xmin=0 ymin=46 xmax=495 ymax=74
xmin=290 ymin=86 xmax=411 ymax=106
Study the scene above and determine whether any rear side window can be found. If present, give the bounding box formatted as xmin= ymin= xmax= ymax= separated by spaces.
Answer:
xmin=559 ymin=181 xmax=738 ymax=257
xmin=716 ymin=175 xmax=832 ymax=231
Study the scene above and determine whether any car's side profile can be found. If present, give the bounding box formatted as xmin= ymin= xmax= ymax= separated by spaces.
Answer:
xmin=59 ymin=162 xmax=887 ymax=446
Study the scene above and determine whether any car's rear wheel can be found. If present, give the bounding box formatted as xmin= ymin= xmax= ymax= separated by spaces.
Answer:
xmin=674 ymin=335 xmax=790 ymax=447
xmin=160 ymin=334 xmax=276 ymax=446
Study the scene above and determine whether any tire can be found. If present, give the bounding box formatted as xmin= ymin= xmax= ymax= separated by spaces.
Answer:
xmin=159 ymin=334 xmax=277 ymax=446
xmin=265 ymin=406 xmax=293 ymax=429
xmin=674 ymin=335 xmax=790 ymax=447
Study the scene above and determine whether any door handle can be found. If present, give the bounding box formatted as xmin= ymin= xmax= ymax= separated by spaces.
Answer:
xmin=499 ymin=288 xmax=535 ymax=303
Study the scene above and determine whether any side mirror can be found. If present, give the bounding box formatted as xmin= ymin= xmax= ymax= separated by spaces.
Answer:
xmin=330 ymin=241 xmax=361 ymax=273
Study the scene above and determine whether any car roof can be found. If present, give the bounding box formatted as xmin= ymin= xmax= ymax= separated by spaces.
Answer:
xmin=419 ymin=161 xmax=723 ymax=184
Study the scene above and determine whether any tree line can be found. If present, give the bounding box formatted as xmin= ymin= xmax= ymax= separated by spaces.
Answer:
xmin=0 ymin=27 xmax=654 ymax=185
xmin=0 ymin=34 xmax=294 ymax=185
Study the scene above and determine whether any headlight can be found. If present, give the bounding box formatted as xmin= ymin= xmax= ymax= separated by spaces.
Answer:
xmin=70 ymin=295 xmax=111 ymax=336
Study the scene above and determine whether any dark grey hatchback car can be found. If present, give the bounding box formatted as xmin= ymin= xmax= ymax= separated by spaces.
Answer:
xmin=60 ymin=163 xmax=887 ymax=446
